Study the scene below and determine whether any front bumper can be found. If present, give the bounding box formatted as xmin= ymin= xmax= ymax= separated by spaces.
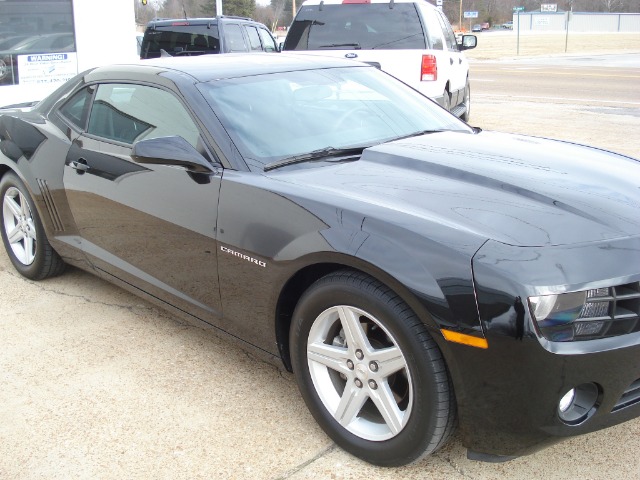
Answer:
xmin=445 ymin=235 xmax=640 ymax=457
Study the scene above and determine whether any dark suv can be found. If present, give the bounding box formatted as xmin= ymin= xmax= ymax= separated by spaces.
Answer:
xmin=140 ymin=16 xmax=278 ymax=59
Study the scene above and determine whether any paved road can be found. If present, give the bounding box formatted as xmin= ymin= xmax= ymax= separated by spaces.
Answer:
xmin=470 ymin=58 xmax=640 ymax=109
xmin=1 ymin=56 xmax=640 ymax=479
xmin=468 ymin=57 xmax=640 ymax=159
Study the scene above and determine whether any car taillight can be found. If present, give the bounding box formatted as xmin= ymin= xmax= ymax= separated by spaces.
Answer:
xmin=421 ymin=55 xmax=437 ymax=81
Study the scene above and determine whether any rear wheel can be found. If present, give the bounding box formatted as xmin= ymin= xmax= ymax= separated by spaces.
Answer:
xmin=460 ymin=83 xmax=471 ymax=122
xmin=442 ymin=89 xmax=451 ymax=112
xmin=0 ymin=172 xmax=65 ymax=279
xmin=290 ymin=270 xmax=456 ymax=466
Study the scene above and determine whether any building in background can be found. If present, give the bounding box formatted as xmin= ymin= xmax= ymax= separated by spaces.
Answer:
xmin=0 ymin=0 xmax=136 ymax=107
xmin=512 ymin=11 xmax=640 ymax=32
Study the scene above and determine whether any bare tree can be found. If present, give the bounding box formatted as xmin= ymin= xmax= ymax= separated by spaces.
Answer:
xmin=269 ymin=0 xmax=286 ymax=30
xmin=599 ymin=0 xmax=625 ymax=12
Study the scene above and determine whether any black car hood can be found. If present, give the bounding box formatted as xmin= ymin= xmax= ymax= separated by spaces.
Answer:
xmin=275 ymin=131 xmax=640 ymax=247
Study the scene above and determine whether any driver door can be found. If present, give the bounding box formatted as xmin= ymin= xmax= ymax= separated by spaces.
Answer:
xmin=61 ymin=82 xmax=223 ymax=322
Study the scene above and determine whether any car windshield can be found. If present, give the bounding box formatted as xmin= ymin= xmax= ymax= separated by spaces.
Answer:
xmin=197 ymin=65 xmax=472 ymax=171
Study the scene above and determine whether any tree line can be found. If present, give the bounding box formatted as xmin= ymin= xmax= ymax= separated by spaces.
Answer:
xmin=134 ymin=0 xmax=637 ymax=32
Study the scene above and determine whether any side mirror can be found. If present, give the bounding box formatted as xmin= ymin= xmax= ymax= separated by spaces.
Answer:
xmin=460 ymin=35 xmax=477 ymax=51
xmin=131 ymin=136 xmax=215 ymax=173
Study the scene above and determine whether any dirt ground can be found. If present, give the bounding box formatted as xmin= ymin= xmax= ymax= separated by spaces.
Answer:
xmin=1 ymin=32 xmax=640 ymax=480
xmin=465 ymin=31 xmax=640 ymax=60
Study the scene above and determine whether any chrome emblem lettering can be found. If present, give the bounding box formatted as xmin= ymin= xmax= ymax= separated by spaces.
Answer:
xmin=220 ymin=245 xmax=267 ymax=268
xmin=345 ymin=53 xmax=358 ymax=59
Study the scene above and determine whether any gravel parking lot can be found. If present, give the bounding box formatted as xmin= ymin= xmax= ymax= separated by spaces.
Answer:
xmin=1 ymin=32 xmax=640 ymax=479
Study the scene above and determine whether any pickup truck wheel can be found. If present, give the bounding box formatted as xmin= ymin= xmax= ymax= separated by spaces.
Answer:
xmin=442 ymin=89 xmax=451 ymax=111
xmin=461 ymin=83 xmax=471 ymax=122
xmin=290 ymin=270 xmax=456 ymax=466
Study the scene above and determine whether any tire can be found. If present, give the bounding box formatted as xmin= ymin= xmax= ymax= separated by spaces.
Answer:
xmin=290 ymin=270 xmax=456 ymax=467
xmin=442 ymin=89 xmax=451 ymax=112
xmin=460 ymin=83 xmax=471 ymax=122
xmin=0 ymin=172 xmax=65 ymax=280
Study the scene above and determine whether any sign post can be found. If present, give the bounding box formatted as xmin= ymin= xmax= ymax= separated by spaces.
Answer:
xmin=463 ymin=11 xmax=478 ymax=32
xmin=513 ymin=7 xmax=525 ymax=55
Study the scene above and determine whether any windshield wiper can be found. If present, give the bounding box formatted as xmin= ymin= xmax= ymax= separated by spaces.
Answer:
xmin=264 ymin=146 xmax=366 ymax=172
xmin=318 ymin=43 xmax=361 ymax=49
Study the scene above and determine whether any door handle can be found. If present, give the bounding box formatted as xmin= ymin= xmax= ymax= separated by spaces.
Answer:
xmin=70 ymin=159 xmax=90 ymax=174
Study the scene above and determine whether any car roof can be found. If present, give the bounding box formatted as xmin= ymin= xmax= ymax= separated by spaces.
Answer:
xmin=146 ymin=16 xmax=256 ymax=27
xmin=86 ymin=53 xmax=370 ymax=84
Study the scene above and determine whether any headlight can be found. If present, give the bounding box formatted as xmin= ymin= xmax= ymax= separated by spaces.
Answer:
xmin=529 ymin=283 xmax=640 ymax=342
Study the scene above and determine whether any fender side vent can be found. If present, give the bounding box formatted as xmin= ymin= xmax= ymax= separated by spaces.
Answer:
xmin=37 ymin=179 xmax=64 ymax=232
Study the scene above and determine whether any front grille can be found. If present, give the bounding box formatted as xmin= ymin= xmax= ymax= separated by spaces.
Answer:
xmin=612 ymin=378 xmax=640 ymax=412
xmin=572 ymin=282 xmax=640 ymax=340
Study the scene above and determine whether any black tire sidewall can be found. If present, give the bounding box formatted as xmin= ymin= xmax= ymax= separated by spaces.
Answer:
xmin=0 ymin=172 xmax=50 ymax=279
xmin=442 ymin=89 xmax=451 ymax=111
xmin=461 ymin=83 xmax=471 ymax=122
xmin=290 ymin=273 xmax=450 ymax=466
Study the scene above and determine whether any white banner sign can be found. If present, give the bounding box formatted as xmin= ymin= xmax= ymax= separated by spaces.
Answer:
xmin=17 ymin=52 xmax=78 ymax=86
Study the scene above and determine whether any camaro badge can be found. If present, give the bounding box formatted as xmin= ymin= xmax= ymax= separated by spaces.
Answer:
xmin=220 ymin=245 xmax=267 ymax=268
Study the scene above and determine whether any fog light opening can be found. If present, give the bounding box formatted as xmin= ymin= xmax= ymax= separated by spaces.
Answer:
xmin=557 ymin=383 xmax=600 ymax=425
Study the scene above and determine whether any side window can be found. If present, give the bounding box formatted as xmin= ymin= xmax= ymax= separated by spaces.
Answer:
xmin=418 ymin=7 xmax=444 ymax=50
xmin=225 ymin=24 xmax=248 ymax=52
xmin=245 ymin=26 xmax=262 ymax=51
xmin=58 ymin=86 xmax=94 ymax=130
xmin=436 ymin=11 xmax=459 ymax=52
xmin=86 ymin=84 xmax=200 ymax=147
xmin=258 ymin=28 xmax=277 ymax=52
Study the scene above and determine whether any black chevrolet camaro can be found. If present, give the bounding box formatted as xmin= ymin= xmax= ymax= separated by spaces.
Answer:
xmin=1 ymin=54 xmax=639 ymax=467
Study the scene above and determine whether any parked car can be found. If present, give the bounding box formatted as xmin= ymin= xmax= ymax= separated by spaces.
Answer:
xmin=472 ymin=24 xmax=482 ymax=32
xmin=481 ymin=22 xmax=491 ymax=30
xmin=139 ymin=16 xmax=278 ymax=59
xmin=503 ymin=20 xmax=514 ymax=29
xmin=282 ymin=0 xmax=477 ymax=121
xmin=1 ymin=53 xmax=639 ymax=468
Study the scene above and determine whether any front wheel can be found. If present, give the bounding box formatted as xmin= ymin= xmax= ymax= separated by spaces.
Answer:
xmin=0 ymin=172 xmax=65 ymax=279
xmin=290 ymin=270 xmax=456 ymax=466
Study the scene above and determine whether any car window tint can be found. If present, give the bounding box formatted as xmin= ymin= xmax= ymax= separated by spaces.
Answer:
xmin=225 ymin=24 xmax=248 ymax=52
xmin=284 ymin=4 xmax=426 ymax=50
xmin=58 ymin=86 xmax=93 ymax=129
xmin=435 ymin=10 xmax=459 ymax=52
xmin=258 ymin=28 xmax=277 ymax=52
xmin=418 ymin=5 xmax=444 ymax=50
xmin=245 ymin=26 xmax=262 ymax=51
xmin=87 ymin=84 xmax=200 ymax=147
xmin=141 ymin=25 xmax=220 ymax=58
